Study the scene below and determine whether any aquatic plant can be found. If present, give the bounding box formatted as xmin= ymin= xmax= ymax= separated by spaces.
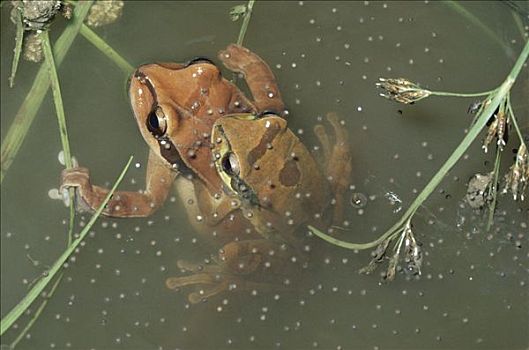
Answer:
xmin=310 ymin=39 xmax=529 ymax=280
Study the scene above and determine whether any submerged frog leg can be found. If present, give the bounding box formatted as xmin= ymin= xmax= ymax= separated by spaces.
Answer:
xmin=326 ymin=112 xmax=352 ymax=224
xmin=218 ymin=44 xmax=286 ymax=116
xmin=166 ymin=239 xmax=300 ymax=303
xmin=314 ymin=124 xmax=332 ymax=161
xmin=315 ymin=113 xmax=352 ymax=225
xmin=60 ymin=150 xmax=177 ymax=217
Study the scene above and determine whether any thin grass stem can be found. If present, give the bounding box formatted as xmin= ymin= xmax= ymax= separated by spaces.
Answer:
xmin=42 ymin=32 xmax=72 ymax=169
xmin=0 ymin=155 xmax=134 ymax=336
xmin=236 ymin=0 xmax=255 ymax=46
xmin=9 ymin=10 xmax=24 ymax=88
xmin=430 ymin=89 xmax=498 ymax=98
xmin=80 ymin=24 xmax=134 ymax=75
xmin=41 ymin=30 xmax=76 ymax=246
xmin=507 ymin=94 xmax=527 ymax=148
xmin=487 ymin=147 xmax=502 ymax=231
xmin=9 ymin=273 xmax=64 ymax=348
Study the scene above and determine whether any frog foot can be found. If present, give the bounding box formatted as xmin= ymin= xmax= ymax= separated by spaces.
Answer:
xmin=166 ymin=259 xmax=285 ymax=304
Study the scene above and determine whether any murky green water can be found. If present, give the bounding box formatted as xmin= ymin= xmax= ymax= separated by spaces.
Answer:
xmin=1 ymin=1 xmax=528 ymax=349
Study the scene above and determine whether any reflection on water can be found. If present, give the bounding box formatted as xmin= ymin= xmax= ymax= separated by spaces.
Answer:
xmin=1 ymin=1 xmax=528 ymax=349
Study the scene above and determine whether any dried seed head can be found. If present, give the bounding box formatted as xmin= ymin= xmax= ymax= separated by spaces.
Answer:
xmin=482 ymin=117 xmax=499 ymax=153
xmin=376 ymin=78 xmax=431 ymax=104
xmin=359 ymin=238 xmax=391 ymax=275
xmin=503 ymin=143 xmax=528 ymax=200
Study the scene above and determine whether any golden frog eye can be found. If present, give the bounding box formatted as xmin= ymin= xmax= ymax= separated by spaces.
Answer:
xmin=222 ymin=152 xmax=240 ymax=177
xmin=147 ymin=105 xmax=167 ymax=137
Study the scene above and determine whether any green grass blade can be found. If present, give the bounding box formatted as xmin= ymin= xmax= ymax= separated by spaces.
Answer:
xmin=9 ymin=9 xmax=24 ymax=88
xmin=0 ymin=155 xmax=133 ymax=336
xmin=80 ymin=24 xmax=134 ymax=75
xmin=41 ymin=30 xmax=77 ymax=246
xmin=42 ymin=31 xmax=73 ymax=169
xmin=9 ymin=273 xmax=64 ymax=348
xmin=0 ymin=0 xmax=93 ymax=185
xmin=236 ymin=0 xmax=255 ymax=46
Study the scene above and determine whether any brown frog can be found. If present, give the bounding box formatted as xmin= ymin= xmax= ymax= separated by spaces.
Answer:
xmin=61 ymin=44 xmax=352 ymax=303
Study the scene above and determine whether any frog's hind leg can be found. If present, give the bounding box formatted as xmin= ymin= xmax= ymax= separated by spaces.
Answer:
xmin=218 ymin=44 xmax=287 ymax=117
xmin=166 ymin=249 xmax=292 ymax=304
xmin=315 ymin=113 xmax=352 ymax=225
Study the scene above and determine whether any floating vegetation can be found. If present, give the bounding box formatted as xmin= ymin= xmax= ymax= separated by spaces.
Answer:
xmin=11 ymin=0 xmax=71 ymax=31
xmin=86 ymin=0 xmax=124 ymax=28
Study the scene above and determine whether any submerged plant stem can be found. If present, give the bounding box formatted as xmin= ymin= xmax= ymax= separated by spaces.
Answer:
xmin=9 ymin=10 xmax=24 ymax=88
xmin=236 ymin=0 xmax=255 ymax=46
xmin=430 ymin=89 xmax=498 ymax=98
xmin=0 ymin=156 xmax=134 ymax=336
xmin=80 ymin=24 xmax=134 ymax=75
xmin=41 ymin=30 xmax=76 ymax=246
xmin=487 ymin=148 xmax=502 ymax=230
xmin=310 ymin=39 xmax=529 ymax=250
xmin=0 ymin=1 xmax=93 ymax=185
xmin=9 ymin=273 xmax=64 ymax=349
xmin=42 ymin=31 xmax=73 ymax=169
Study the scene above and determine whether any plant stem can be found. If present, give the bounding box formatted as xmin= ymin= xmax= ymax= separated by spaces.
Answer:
xmin=236 ymin=0 xmax=255 ymax=46
xmin=9 ymin=10 xmax=24 ymax=88
xmin=0 ymin=156 xmax=133 ymax=336
xmin=507 ymin=94 xmax=527 ymax=149
xmin=309 ymin=39 xmax=529 ymax=250
xmin=0 ymin=0 xmax=93 ymax=185
xmin=41 ymin=30 xmax=76 ymax=247
xmin=487 ymin=147 xmax=502 ymax=231
xmin=42 ymin=32 xmax=73 ymax=169
xmin=430 ymin=89 xmax=498 ymax=98
xmin=9 ymin=273 xmax=64 ymax=348
xmin=80 ymin=24 xmax=134 ymax=75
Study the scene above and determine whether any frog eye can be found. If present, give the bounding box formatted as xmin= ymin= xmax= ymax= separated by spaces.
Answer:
xmin=147 ymin=106 xmax=167 ymax=137
xmin=222 ymin=152 xmax=240 ymax=177
xmin=185 ymin=57 xmax=215 ymax=67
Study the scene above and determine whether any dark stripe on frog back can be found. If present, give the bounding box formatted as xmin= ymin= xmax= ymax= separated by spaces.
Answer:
xmin=246 ymin=122 xmax=282 ymax=166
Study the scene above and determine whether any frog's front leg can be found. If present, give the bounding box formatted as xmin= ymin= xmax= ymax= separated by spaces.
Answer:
xmin=218 ymin=44 xmax=286 ymax=116
xmin=166 ymin=239 xmax=299 ymax=303
xmin=60 ymin=150 xmax=177 ymax=217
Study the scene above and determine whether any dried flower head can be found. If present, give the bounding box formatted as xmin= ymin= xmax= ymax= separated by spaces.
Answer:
xmin=503 ymin=143 xmax=528 ymax=200
xmin=86 ymin=0 xmax=124 ymax=28
xmin=376 ymin=78 xmax=431 ymax=104
xmin=482 ymin=111 xmax=509 ymax=153
xmin=359 ymin=219 xmax=422 ymax=281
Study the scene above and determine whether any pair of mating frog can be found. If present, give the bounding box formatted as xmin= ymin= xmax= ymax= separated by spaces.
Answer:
xmin=62 ymin=44 xmax=352 ymax=303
